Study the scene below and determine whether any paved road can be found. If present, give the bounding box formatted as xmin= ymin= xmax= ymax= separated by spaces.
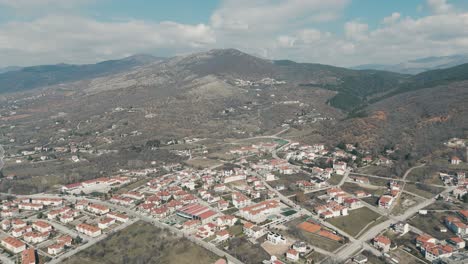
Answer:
xmin=334 ymin=185 xmax=455 ymax=261
xmin=0 ymin=251 xmax=14 ymax=264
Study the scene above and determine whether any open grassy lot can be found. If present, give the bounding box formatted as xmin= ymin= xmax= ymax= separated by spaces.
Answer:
xmin=360 ymin=250 xmax=386 ymax=264
xmin=404 ymin=183 xmax=445 ymax=199
xmin=185 ymin=157 xmax=223 ymax=169
xmin=63 ymin=221 xmax=218 ymax=264
xmin=327 ymin=173 xmax=344 ymax=185
xmin=269 ymin=172 xmax=311 ymax=196
xmin=326 ymin=207 xmax=384 ymax=237
xmin=357 ymin=215 xmax=388 ymax=238
xmin=305 ymin=251 xmax=327 ymax=263
xmin=409 ymin=212 xmax=459 ymax=240
xmin=361 ymin=196 xmax=380 ymax=206
xmin=391 ymin=193 xmax=424 ymax=216
xmin=341 ymin=182 xmax=386 ymax=196
xmin=433 ymin=157 xmax=468 ymax=170
xmin=116 ymin=177 xmax=151 ymax=194
xmin=355 ymin=166 xmax=393 ymax=177
xmin=424 ymin=200 xmax=466 ymax=210
xmin=406 ymin=166 xmax=444 ymax=186
xmin=363 ymin=176 xmax=393 ymax=187
xmin=223 ymin=237 xmax=270 ymax=264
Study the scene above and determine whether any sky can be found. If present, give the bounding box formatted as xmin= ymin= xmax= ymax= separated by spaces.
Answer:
xmin=1 ymin=0 xmax=468 ymax=67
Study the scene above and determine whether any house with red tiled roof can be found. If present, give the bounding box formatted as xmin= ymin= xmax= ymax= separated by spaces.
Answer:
xmin=354 ymin=190 xmax=370 ymax=198
xmin=296 ymin=180 xmax=315 ymax=191
xmin=378 ymin=195 xmax=394 ymax=209
xmin=216 ymin=215 xmax=238 ymax=227
xmin=76 ymin=223 xmax=101 ymax=237
xmin=344 ymin=197 xmax=362 ymax=210
xmin=21 ymin=248 xmax=37 ymax=264
xmin=183 ymin=219 xmax=200 ymax=230
xmin=239 ymin=200 xmax=281 ymax=223
xmin=451 ymin=156 xmax=461 ymax=165
xmin=151 ymin=206 xmax=169 ymax=218
xmin=32 ymin=221 xmax=52 ymax=233
xmin=12 ymin=226 xmax=32 ymax=237
xmin=448 ymin=237 xmax=466 ymax=249
xmin=18 ymin=203 xmax=43 ymax=211
xmin=286 ymin=248 xmax=299 ymax=261
xmin=423 ymin=244 xmax=454 ymax=262
xmin=31 ymin=198 xmax=63 ymax=206
xmin=216 ymin=230 xmax=230 ymax=242
xmin=416 ymin=234 xmax=437 ymax=248
xmin=1 ymin=219 xmax=11 ymax=231
xmin=87 ymin=203 xmax=110 ymax=215
xmin=327 ymin=187 xmax=344 ymax=197
xmin=1 ymin=236 xmax=26 ymax=253
xmin=57 ymin=235 xmax=72 ymax=246
xmin=110 ymin=196 xmax=134 ymax=206
xmin=243 ymin=222 xmax=264 ymax=239
xmin=98 ymin=218 xmax=115 ymax=229
xmin=217 ymin=199 xmax=229 ymax=211
xmin=24 ymin=231 xmax=50 ymax=243
xmin=48 ymin=242 xmax=65 ymax=255
xmin=445 ymin=216 xmax=468 ymax=235
xmin=75 ymin=200 xmax=89 ymax=210
xmin=373 ymin=235 xmax=391 ymax=252
xmin=458 ymin=210 xmax=468 ymax=222
xmin=106 ymin=212 xmax=129 ymax=223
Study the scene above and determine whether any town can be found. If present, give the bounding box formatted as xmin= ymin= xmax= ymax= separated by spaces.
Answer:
xmin=1 ymin=133 xmax=467 ymax=264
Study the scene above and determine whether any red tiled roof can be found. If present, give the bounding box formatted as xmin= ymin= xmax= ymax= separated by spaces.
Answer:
xmin=2 ymin=236 xmax=25 ymax=248
xmin=374 ymin=235 xmax=391 ymax=245
xmin=21 ymin=248 xmax=36 ymax=264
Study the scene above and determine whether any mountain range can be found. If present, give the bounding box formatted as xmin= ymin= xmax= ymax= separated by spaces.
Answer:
xmin=0 ymin=54 xmax=164 ymax=94
xmin=0 ymin=49 xmax=466 ymax=173
xmin=352 ymin=54 xmax=468 ymax=74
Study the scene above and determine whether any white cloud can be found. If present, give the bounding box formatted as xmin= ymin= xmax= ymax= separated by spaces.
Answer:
xmin=1 ymin=0 xmax=468 ymax=67
xmin=382 ymin=12 xmax=401 ymax=24
xmin=211 ymin=0 xmax=350 ymax=32
xmin=0 ymin=16 xmax=215 ymax=66
xmin=426 ymin=0 xmax=454 ymax=14
xmin=344 ymin=21 xmax=368 ymax=41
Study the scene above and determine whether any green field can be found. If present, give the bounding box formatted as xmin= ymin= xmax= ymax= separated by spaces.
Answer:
xmin=281 ymin=210 xmax=297 ymax=216
xmin=327 ymin=207 xmax=384 ymax=237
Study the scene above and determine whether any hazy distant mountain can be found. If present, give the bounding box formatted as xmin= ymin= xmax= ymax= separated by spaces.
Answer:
xmin=0 ymin=54 xmax=164 ymax=94
xmin=352 ymin=54 xmax=468 ymax=74
xmin=0 ymin=66 xmax=22 ymax=74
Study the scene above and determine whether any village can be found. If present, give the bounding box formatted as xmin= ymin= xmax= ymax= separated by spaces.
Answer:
xmin=0 ymin=135 xmax=467 ymax=264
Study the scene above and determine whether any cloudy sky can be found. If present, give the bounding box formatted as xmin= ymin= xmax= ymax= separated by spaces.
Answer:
xmin=1 ymin=0 xmax=468 ymax=67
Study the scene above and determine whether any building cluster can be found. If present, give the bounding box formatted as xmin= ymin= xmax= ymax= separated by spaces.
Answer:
xmin=313 ymin=187 xmax=363 ymax=219
xmin=378 ymin=181 xmax=402 ymax=209
xmin=234 ymin=78 xmax=286 ymax=87
xmin=61 ymin=176 xmax=133 ymax=194
xmin=0 ymin=195 xmax=131 ymax=262
xmin=438 ymin=171 xmax=468 ymax=201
